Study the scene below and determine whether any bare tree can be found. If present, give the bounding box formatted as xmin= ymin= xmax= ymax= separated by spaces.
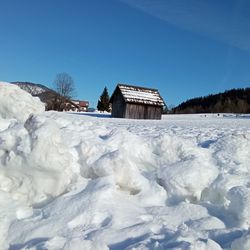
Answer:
xmin=53 ymin=72 xmax=75 ymax=99
xmin=53 ymin=72 xmax=76 ymax=111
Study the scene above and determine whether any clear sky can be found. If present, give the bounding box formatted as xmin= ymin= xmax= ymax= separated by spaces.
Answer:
xmin=1 ymin=0 xmax=250 ymax=107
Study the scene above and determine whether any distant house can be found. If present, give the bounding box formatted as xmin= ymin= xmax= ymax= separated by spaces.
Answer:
xmin=109 ymin=84 xmax=165 ymax=120
xmin=65 ymin=100 xmax=89 ymax=112
xmin=73 ymin=100 xmax=89 ymax=112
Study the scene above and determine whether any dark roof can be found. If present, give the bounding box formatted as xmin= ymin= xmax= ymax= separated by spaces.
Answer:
xmin=110 ymin=83 xmax=165 ymax=106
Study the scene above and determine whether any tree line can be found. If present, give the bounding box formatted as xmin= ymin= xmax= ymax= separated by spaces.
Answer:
xmin=173 ymin=88 xmax=250 ymax=114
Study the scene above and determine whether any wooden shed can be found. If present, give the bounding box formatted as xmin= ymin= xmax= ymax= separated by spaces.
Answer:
xmin=109 ymin=84 xmax=165 ymax=120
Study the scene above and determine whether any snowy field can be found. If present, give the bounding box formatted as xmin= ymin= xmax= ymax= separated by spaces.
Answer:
xmin=1 ymin=82 xmax=250 ymax=250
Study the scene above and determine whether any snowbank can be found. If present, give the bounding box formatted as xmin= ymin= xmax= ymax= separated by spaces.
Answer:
xmin=0 ymin=83 xmax=73 ymax=205
xmin=0 ymin=83 xmax=250 ymax=249
xmin=231 ymin=229 xmax=250 ymax=250
xmin=0 ymin=117 xmax=76 ymax=205
xmin=0 ymin=82 xmax=44 ymax=122
xmin=227 ymin=186 xmax=250 ymax=228
xmin=154 ymin=134 xmax=218 ymax=203
xmin=0 ymin=83 xmax=76 ymax=248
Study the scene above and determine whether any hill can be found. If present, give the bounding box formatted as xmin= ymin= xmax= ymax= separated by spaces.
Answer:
xmin=12 ymin=81 xmax=53 ymax=96
xmin=12 ymin=81 xmax=59 ymax=110
xmin=173 ymin=88 xmax=250 ymax=114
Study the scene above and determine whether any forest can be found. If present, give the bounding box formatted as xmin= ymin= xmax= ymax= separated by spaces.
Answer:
xmin=173 ymin=88 xmax=250 ymax=114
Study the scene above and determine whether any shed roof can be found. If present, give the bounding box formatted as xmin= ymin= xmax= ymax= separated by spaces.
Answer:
xmin=110 ymin=84 xmax=165 ymax=106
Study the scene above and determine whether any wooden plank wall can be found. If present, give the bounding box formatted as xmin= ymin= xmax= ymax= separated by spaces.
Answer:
xmin=125 ymin=103 xmax=162 ymax=119
xmin=145 ymin=105 xmax=162 ymax=119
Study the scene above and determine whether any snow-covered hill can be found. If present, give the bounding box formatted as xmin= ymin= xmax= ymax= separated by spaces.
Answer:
xmin=1 ymin=82 xmax=250 ymax=249
xmin=12 ymin=81 xmax=52 ymax=96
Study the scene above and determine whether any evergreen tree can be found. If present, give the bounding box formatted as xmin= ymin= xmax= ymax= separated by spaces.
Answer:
xmin=97 ymin=87 xmax=110 ymax=112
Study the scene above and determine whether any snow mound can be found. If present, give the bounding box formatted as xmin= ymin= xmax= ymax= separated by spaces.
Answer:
xmin=154 ymin=134 xmax=218 ymax=203
xmin=0 ymin=114 xmax=76 ymax=205
xmin=200 ymin=133 xmax=250 ymax=208
xmin=227 ymin=186 xmax=250 ymax=228
xmin=0 ymin=82 xmax=44 ymax=122
xmin=231 ymin=229 xmax=250 ymax=250
xmin=0 ymin=84 xmax=77 ymax=248
xmin=82 ymin=129 xmax=154 ymax=194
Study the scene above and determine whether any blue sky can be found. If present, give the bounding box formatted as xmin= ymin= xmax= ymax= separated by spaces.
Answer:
xmin=1 ymin=0 xmax=250 ymax=107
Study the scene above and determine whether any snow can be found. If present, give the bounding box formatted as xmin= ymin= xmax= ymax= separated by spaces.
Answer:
xmin=13 ymin=82 xmax=49 ymax=96
xmin=1 ymin=82 xmax=250 ymax=249
xmin=0 ymin=82 xmax=44 ymax=122
xmin=118 ymin=84 xmax=165 ymax=106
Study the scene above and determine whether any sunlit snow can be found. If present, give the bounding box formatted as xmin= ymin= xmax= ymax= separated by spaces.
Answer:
xmin=0 ymin=82 xmax=250 ymax=249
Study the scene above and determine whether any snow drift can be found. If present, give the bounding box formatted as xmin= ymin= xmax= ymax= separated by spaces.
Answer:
xmin=0 ymin=82 xmax=44 ymax=122
xmin=0 ymin=82 xmax=250 ymax=249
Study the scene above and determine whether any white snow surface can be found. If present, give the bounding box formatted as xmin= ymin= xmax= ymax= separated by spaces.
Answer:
xmin=0 ymin=82 xmax=44 ymax=122
xmin=1 ymin=83 xmax=250 ymax=249
xmin=118 ymin=85 xmax=164 ymax=106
